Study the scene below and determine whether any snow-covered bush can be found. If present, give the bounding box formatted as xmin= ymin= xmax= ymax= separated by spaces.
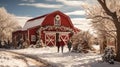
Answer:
xmin=71 ymin=31 xmax=93 ymax=53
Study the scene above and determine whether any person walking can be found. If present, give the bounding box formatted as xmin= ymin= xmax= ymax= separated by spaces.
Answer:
xmin=56 ymin=33 xmax=60 ymax=53
xmin=67 ymin=39 xmax=72 ymax=52
xmin=56 ymin=33 xmax=65 ymax=53
xmin=56 ymin=41 xmax=60 ymax=53
xmin=59 ymin=39 xmax=65 ymax=53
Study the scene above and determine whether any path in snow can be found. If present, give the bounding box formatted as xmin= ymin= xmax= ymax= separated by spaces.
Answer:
xmin=0 ymin=50 xmax=50 ymax=67
xmin=10 ymin=46 xmax=120 ymax=67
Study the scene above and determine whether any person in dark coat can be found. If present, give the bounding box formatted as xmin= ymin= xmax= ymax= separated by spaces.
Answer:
xmin=56 ymin=38 xmax=65 ymax=53
xmin=56 ymin=33 xmax=65 ymax=53
xmin=56 ymin=41 xmax=60 ymax=53
xmin=56 ymin=33 xmax=60 ymax=53
xmin=67 ymin=39 xmax=72 ymax=52
xmin=59 ymin=39 xmax=65 ymax=53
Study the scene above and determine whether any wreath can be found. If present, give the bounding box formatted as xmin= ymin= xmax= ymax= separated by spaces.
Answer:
xmin=55 ymin=15 xmax=60 ymax=21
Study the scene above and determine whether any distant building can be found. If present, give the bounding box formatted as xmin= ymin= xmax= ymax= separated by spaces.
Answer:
xmin=12 ymin=11 xmax=80 ymax=47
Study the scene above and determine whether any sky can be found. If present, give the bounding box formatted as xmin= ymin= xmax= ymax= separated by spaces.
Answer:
xmin=0 ymin=0 xmax=97 ymax=32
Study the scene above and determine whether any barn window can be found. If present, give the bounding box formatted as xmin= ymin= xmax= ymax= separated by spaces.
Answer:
xmin=31 ymin=35 xmax=36 ymax=42
xmin=54 ymin=15 xmax=61 ymax=26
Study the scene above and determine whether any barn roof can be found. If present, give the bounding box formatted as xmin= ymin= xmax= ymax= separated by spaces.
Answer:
xmin=22 ymin=10 xmax=74 ymax=30
xmin=23 ymin=17 xmax=45 ymax=30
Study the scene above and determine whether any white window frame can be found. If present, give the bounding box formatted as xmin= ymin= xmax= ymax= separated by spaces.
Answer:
xmin=54 ymin=15 xmax=61 ymax=26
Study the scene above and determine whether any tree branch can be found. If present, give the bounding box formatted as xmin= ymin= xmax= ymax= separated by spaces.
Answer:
xmin=97 ymin=0 xmax=114 ymax=16
xmin=92 ymin=15 xmax=113 ymax=21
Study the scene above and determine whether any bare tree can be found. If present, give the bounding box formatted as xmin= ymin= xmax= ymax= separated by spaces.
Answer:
xmin=0 ymin=7 xmax=21 ymax=42
xmin=84 ymin=0 xmax=120 ymax=61
xmin=87 ymin=6 xmax=116 ymax=53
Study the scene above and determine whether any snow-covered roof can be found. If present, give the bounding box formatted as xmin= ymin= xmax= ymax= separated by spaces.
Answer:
xmin=22 ymin=17 xmax=45 ymax=30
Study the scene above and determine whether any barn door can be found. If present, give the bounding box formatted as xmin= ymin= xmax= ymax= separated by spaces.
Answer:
xmin=45 ymin=33 xmax=56 ymax=46
xmin=59 ymin=33 xmax=69 ymax=45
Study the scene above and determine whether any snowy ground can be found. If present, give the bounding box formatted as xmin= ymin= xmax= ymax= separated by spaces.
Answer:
xmin=0 ymin=50 xmax=49 ymax=67
xmin=7 ymin=46 xmax=120 ymax=67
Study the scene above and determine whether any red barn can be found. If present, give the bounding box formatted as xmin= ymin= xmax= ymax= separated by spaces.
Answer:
xmin=12 ymin=11 xmax=80 ymax=47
